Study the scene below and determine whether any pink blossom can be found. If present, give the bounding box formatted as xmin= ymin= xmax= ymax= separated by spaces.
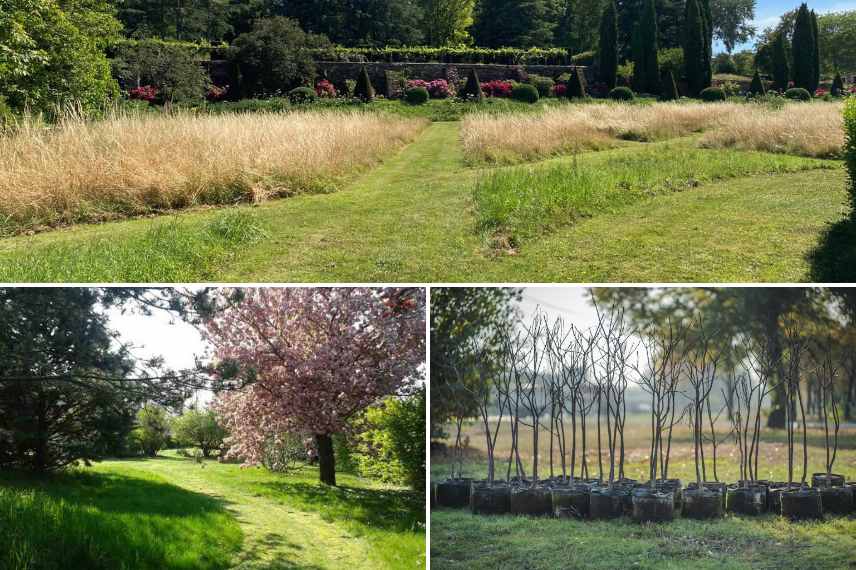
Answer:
xmin=206 ymin=288 xmax=425 ymax=466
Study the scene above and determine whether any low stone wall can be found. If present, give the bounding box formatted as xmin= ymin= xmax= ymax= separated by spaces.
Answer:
xmin=316 ymin=61 xmax=590 ymax=85
xmin=206 ymin=59 xmax=591 ymax=92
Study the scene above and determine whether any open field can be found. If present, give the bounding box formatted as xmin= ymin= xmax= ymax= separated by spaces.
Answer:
xmin=1 ymin=450 xmax=425 ymax=570
xmin=0 ymin=101 xmax=849 ymax=282
xmin=430 ymin=416 xmax=856 ymax=570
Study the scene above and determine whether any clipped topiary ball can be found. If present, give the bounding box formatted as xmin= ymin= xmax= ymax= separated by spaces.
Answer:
xmin=511 ymin=83 xmax=540 ymax=103
xmin=700 ymin=86 xmax=726 ymax=101
xmin=784 ymin=87 xmax=811 ymax=101
xmin=287 ymin=86 xmax=316 ymax=105
xmin=608 ymin=86 xmax=635 ymax=101
xmin=405 ymin=87 xmax=430 ymax=105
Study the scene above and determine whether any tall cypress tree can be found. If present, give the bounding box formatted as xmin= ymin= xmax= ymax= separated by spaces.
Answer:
xmin=700 ymin=0 xmax=713 ymax=87
xmin=792 ymin=3 xmax=815 ymax=91
xmin=772 ymin=32 xmax=790 ymax=91
xmin=598 ymin=0 xmax=619 ymax=89
xmin=810 ymin=10 xmax=820 ymax=93
xmin=683 ymin=0 xmax=706 ymax=96
xmin=632 ymin=0 xmax=659 ymax=93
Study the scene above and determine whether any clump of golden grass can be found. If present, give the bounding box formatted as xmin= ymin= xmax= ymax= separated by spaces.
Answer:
xmin=698 ymin=101 xmax=844 ymax=158
xmin=461 ymin=102 xmax=742 ymax=162
xmin=461 ymin=101 xmax=845 ymax=163
xmin=0 ymin=109 xmax=426 ymax=233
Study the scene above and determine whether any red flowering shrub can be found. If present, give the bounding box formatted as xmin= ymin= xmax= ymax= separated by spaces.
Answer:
xmin=480 ymin=80 xmax=514 ymax=97
xmin=315 ymin=80 xmax=337 ymax=98
xmin=815 ymin=87 xmax=828 ymax=97
xmin=554 ymin=83 xmax=567 ymax=97
xmin=129 ymin=85 xmax=158 ymax=102
xmin=407 ymin=79 xmax=429 ymax=91
xmin=206 ymin=84 xmax=229 ymax=102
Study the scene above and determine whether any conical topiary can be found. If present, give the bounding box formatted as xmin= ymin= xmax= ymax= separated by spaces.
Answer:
xmin=749 ymin=69 xmax=766 ymax=96
xmin=832 ymin=72 xmax=844 ymax=97
xmin=461 ymin=68 xmax=484 ymax=101
xmin=568 ymin=67 xmax=587 ymax=98
xmin=354 ymin=66 xmax=375 ymax=102
xmin=660 ymin=69 xmax=679 ymax=100
xmin=378 ymin=71 xmax=393 ymax=99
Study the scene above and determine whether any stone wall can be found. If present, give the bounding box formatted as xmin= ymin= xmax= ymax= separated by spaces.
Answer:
xmin=207 ymin=59 xmax=591 ymax=92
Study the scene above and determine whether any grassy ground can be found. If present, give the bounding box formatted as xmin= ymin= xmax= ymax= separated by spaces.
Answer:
xmin=1 ymin=450 xmax=424 ymax=570
xmin=0 ymin=106 xmax=849 ymax=282
xmin=430 ymin=417 xmax=856 ymax=570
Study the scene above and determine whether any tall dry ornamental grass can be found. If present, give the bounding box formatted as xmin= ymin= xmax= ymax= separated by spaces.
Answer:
xmin=462 ymin=101 xmax=845 ymax=163
xmin=0 ymin=110 xmax=426 ymax=233
xmin=698 ymin=102 xmax=844 ymax=158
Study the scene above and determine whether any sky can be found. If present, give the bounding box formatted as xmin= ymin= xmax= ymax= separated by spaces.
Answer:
xmin=105 ymin=302 xmax=213 ymax=405
xmin=517 ymin=287 xmax=599 ymax=331
xmin=726 ymin=0 xmax=856 ymax=52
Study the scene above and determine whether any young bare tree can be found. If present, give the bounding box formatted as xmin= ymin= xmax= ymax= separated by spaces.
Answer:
xmin=635 ymin=317 xmax=688 ymax=490
xmin=684 ymin=315 xmax=721 ymax=490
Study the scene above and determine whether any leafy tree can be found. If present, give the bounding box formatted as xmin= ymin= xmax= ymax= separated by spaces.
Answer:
xmin=0 ymin=0 xmax=118 ymax=114
xmin=818 ymin=11 xmax=856 ymax=75
xmin=617 ymin=0 xmax=684 ymax=61
xmin=598 ymin=0 xmax=619 ymax=89
xmin=208 ymin=288 xmax=425 ymax=486
xmin=134 ymin=404 xmax=171 ymax=457
xmin=683 ymin=0 xmax=708 ymax=96
xmin=113 ymin=40 xmax=209 ymax=102
xmin=632 ymin=0 xmax=659 ymax=94
xmin=472 ymin=0 xmax=557 ymax=48
xmin=231 ymin=17 xmax=329 ymax=98
xmin=281 ymin=0 xmax=425 ymax=46
xmin=430 ymin=287 xmax=521 ymax=438
xmin=172 ymin=408 xmax=226 ymax=457
xmin=556 ymin=0 xmax=605 ymax=54
xmin=772 ymin=31 xmax=790 ymax=90
xmin=710 ymin=0 xmax=755 ymax=53
xmin=791 ymin=3 xmax=816 ymax=91
xmin=354 ymin=387 xmax=426 ymax=490
xmin=422 ymin=0 xmax=476 ymax=45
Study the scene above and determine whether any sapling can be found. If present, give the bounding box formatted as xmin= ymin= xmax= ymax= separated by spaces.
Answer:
xmin=684 ymin=315 xmax=721 ymax=490
xmin=635 ymin=317 xmax=688 ymax=489
xmin=812 ymin=338 xmax=841 ymax=484
xmin=516 ymin=313 xmax=549 ymax=483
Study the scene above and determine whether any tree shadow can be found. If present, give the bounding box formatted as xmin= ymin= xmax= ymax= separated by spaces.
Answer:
xmin=0 ymin=469 xmax=242 ymax=569
xmin=257 ymin=480 xmax=424 ymax=533
xmin=808 ymin=217 xmax=856 ymax=282
xmin=230 ymin=531 xmax=326 ymax=570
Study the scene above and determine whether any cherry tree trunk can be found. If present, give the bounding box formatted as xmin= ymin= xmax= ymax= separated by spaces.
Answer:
xmin=316 ymin=433 xmax=337 ymax=486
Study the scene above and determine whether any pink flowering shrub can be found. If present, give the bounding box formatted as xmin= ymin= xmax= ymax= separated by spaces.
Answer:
xmin=206 ymin=288 xmax=425 ymax=483
xmin=554 ymin=83 xmax=567 ymax=97
xmin=815 ymin=87 xmax=828 ymax=97
xmin=407 ymin=79 xmax=430 ymax=91
xmin=481 ymin=80 xmax=514 ymax=97
xmin=129 ymin=85 xmax=158 ymax=102
xmin=427 ymin=79 xmax=453 ymax=99
xmin=207 ymin=84 xmax=229 ymax=102
xmin=315 ymin=79 xmax=337 ymax=98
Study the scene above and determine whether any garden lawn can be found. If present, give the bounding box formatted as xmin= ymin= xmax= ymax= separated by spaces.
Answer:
xmin=0 ymin=118 xmax=848 ymax=282
xmin=430 ymin=419 xmax=856 ymax=570
xmin=1 ymin=450 xmax=424 ymax=570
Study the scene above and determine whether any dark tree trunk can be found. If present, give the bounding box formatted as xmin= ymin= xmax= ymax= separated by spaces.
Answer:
xmin=316 ymin=433 xmax=336 ymax=486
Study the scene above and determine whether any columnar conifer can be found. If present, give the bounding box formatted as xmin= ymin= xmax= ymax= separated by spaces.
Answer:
xmin=792 ymin=4 xmax=815 ymax=91
xmin=683 ymin=0 xmax=707 ymax=96
xmin=633 ymin=0 xmax=659 ymax=94
xmin=772 ymin=33 xmax=790 ymax=91
xmin=598 ymin=0 xmax=619 ymax=89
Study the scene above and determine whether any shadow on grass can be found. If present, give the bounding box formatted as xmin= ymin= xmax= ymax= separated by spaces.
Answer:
xmin=232 ymin=531 xmax=326 ymax=570
xmin=808 ymin=216 xmax=856 ymax=282
xmin=258 ymin=480 xmax=424 ymax=533
xmin=0 ymin=469 xmax=242 ymax=570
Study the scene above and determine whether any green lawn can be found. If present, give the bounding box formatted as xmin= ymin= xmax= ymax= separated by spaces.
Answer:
xmin=0 ymin=113 xmax=849 ymax=282
xmin=430 ymin=419 xmax=856 ymax=570
xmin=0 ymin=450 xmax=425 ymax=570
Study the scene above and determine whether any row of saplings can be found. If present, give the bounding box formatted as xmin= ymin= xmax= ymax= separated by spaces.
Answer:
xmin=432 ymin=307 xmax=854 ymax=523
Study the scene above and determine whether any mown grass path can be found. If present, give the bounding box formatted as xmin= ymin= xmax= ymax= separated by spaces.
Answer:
xmin=0 ymin=121 xmax=847 ymax=282
xmin=95 ymin=455 xmax=409 ymax=570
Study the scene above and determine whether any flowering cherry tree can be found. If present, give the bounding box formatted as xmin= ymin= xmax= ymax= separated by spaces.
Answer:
xmin=206 ymin=287 xmax=425 ymax=485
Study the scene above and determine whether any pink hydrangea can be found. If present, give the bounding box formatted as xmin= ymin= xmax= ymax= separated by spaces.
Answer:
xmin=315 ymin=80 xmax=337 ymax=98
